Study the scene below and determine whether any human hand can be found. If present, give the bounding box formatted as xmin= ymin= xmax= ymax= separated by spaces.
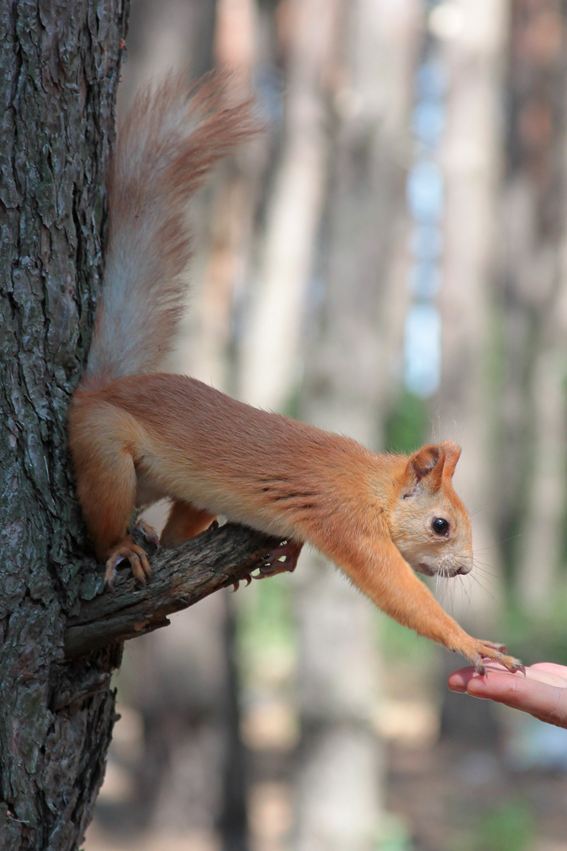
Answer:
xmin=448 ymin=662 xmax=567 ymax=728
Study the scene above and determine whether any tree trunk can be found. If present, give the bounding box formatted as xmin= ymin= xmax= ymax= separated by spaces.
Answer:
xmin=498 ymin=0 xmax=567 ymax=611
xmin=0 ymin=2 xmax=128 ymax=848
xmin=436 ymin=0 xmax=509 ymax=633
xmin=239 ymin=0 xmax=339 ymax=410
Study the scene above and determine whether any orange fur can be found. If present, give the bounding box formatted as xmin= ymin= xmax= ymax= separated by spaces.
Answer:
xmin=68 ymin=74 xmax=522 ymax=674
xmin=161 ymin=501 xmax=216 ymax=548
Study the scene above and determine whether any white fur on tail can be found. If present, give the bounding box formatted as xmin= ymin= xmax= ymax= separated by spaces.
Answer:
xmin=87 ymin=73 xmax=257 ymax=381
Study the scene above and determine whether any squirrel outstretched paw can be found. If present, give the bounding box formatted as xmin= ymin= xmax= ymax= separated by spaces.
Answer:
xmin=104 ymin=538 xmax=152 ymax=587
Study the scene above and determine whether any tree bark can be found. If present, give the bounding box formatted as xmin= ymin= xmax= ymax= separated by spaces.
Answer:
xmin=0 ymin=2 xmax=133 ymax=848
xmin=0 ymin=3 xmax=129 ymax=848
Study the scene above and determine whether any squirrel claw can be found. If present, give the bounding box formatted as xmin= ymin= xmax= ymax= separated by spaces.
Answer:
xmin=104 ymin=541 xmax=152 ymax=587
xmin=231 ymin=573 xmax=253 ymax=592
xmin=474 ymin=659 xmax=487 ymax=677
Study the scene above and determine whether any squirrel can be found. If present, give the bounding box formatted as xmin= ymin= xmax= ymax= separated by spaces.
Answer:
xmin=68 ymin=73 xmax=523 ymax=676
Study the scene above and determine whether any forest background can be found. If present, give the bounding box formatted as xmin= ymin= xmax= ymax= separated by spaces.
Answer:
xmin=85 ymin=1 xmax=567 ymax=850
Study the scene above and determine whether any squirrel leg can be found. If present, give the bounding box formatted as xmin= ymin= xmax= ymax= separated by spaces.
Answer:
xmin=334 ymin=537 xmax=524 ymax=675
xmin=161 ymin=499 xmax=217 ymax=548
xmin=75 ymin=441 xmax=151 ymax=586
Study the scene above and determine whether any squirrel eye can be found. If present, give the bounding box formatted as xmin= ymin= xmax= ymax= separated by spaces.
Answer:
xmin=432 ymin=517 xmax=449 ymax=536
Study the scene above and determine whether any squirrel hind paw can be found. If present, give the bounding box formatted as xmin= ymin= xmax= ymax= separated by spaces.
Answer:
xmin=258 ymin=539 xmax=304 ymax=578
xmin=104 ymin=541 xmax=152 ymax=587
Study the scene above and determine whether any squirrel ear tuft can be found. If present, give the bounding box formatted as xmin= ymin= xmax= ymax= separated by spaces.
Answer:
xmin=407 ymin=443 xmax=445 ymax=490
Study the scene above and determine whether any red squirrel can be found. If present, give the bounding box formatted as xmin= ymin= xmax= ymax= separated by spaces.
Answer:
xmin=69 ymin=73 xmax=522 ymax=676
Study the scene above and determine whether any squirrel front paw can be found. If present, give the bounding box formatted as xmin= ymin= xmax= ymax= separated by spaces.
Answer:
xmin=104 ymin=537 xmax=152 ymax=587
xmin=467 ymin=639 xmax=525 ymax=676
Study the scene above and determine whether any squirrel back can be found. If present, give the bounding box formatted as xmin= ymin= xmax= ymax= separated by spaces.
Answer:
xmin=86 ymin=73 xmax=257 ymax=384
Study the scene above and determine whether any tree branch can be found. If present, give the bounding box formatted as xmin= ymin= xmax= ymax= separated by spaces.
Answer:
xmin=64 ymin=524 xmax=287 ymax=659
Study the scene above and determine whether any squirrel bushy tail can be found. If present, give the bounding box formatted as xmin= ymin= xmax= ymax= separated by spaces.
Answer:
xmin=86 ymin=73 xmax=257 ymax=383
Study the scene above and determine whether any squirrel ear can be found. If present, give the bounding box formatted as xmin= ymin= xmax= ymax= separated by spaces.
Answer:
xmin=407 ymin=443 xmax=446 ymax=490
xmin=439 ymin=440 xmax=461 ymax=480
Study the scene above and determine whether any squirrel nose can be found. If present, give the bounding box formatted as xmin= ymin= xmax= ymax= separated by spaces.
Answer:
xmin=456 ymin=563 xmax=472 ymax=576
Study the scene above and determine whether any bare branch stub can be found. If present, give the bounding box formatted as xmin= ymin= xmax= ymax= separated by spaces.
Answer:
xmin=64 ymin=523 xmax=286 ymax=659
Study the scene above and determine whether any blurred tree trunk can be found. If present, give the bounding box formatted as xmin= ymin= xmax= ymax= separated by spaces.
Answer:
xmin=498 ymin=0 xmax=567 ymax=612
xmin=0 ymin=2 xmax=128 ymax=849
xmin=435 ymin=0 xmax=509 ymax=635
xmin=117 ymin=0 xmax=217 ymax=105
xmin=294 ymin=1 xmax=418 ymax=848
xmin=193 ymin=0 xmax=264 ymax=393
xmin=111 ymin=596 xmax=247 ymax=844
xmin=239 ymin=0 xmax=340 ymax=410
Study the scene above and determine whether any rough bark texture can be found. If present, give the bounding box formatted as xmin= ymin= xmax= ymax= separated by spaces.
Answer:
xmin=0 ymin=3 xmax=131 ymax=848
